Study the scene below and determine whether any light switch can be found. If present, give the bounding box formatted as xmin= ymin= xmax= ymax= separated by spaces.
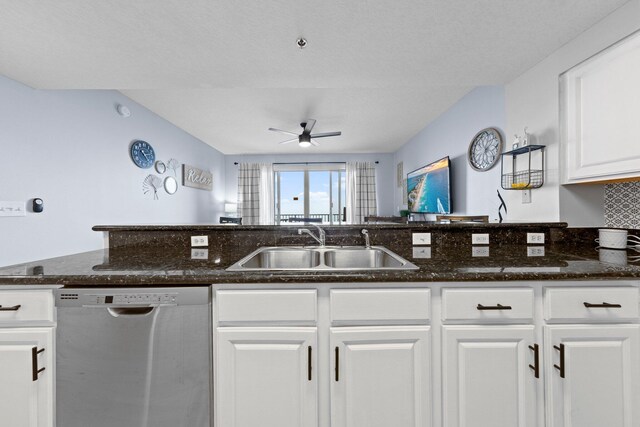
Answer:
xmin=412 ymin=247 xmax=432 ymax=259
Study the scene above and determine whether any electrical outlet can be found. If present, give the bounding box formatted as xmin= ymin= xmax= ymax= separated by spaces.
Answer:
xmin=190 ymin=235 xmax=209 ymax=247
xmin=412 ymin=247 xmax=432 ymax=259
xmin=527 ymin=246 xmax=545 ymax=257
xmin=472 ymin=233 xmax=490 ymax=245
xmin=412 ymin=233 xmax=431 ymax=245
xmin=527 ymin=233 xmax=545 ymax=244
xmin=472 ymin=246 xmax=490 ymax=257
xmin=191 ymin=248 xmax=209 ymax=260
xmin=522 ymin=190 xmax=532 ymax=204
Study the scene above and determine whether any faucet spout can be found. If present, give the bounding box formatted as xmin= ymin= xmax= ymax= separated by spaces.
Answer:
xmin=361 ymin=229 xmax=371 ymax=248
xmin=298 ymin=224 xmax=325 ymax=246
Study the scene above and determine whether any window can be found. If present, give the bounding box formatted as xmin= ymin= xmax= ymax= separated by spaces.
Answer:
xmin=274 ymin=163 xmax=346 ymax=225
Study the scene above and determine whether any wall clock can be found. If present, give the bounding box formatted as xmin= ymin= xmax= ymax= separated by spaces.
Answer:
xmin=130 ymin=140 xmax=156 ymax=169
xmin=467 ymin=128 xmax=503 ymax=171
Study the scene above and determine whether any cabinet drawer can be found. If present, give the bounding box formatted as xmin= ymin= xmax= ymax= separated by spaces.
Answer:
xmin=216 ymin=290 xmax=317 ymax=325
xmin=0 ymin=290 xmax=54 ymax=325
xmin=330 ymin=289 xmax=430 ymax=325
xmin=544 ymin=287 xmax=639 ymax=322
xmin=442 ymin=288 xmax=534 ymax=323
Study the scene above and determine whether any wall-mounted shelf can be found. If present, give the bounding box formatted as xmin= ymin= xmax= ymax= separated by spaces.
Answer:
xmin=500 ymin=144 xmax=545 ymax=190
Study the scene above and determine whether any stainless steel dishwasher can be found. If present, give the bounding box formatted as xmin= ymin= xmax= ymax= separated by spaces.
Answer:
xmin=55 ymin=287 xmax=211 ymax=427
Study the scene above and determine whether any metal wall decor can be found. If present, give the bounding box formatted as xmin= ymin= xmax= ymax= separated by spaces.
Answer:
xmin=467 ymin=128 xmax=503 ymax=171
xmin=167 ymin=159 xmax=180 ymax=176
xmin=182 ymin=164 xmax=213 ymax=191
xmin=143 ymin=175 xmax=163 ymax=199
xmin=164 ymin=176 xmax=178 ymax=195
xmin=155 ymin=160 xmax=166 ymax=174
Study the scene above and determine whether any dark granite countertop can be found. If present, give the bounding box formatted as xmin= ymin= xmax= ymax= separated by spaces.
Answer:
xmin=1 ymin=243 xmax=639 ymax=286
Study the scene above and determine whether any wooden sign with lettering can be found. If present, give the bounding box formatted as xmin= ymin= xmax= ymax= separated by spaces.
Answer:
xmin=182 ymin=164 xmax=213 ymax=191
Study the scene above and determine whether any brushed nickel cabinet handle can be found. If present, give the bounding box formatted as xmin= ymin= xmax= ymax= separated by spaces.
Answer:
xmin=477 ymin=303 xmax=512 ymax=311
xmin=335 ymin=347 xmax=339 ymax=382
xmin=32 ymin=347 xmax=45 ymax=381
xmin=528 ymin=344 xmax=540 ymax=379
xmin=554 ymin=343 xmax=565 ymax=379
xmin=0 ymin=304 xmax=22 ymax=311
xmin=584 ymin=302 xmax=622 ymax=308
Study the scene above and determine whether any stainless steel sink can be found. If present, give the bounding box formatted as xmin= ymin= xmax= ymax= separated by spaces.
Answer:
xmin=239 ymin=248 xmax=321 ymax=269
xmin=227 ymin=246 xmax=418 ymax=272
xmin=324 ymin=248 xmax=404 ymax=269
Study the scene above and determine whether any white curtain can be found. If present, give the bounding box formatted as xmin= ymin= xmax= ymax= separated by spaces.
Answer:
xmin=237 ymin=162 xmax=274 ymax=225
xmin=259 ymin=163 xmax=274 ymax=225
xmin=346 ymin=161 xmax=378 ymax=224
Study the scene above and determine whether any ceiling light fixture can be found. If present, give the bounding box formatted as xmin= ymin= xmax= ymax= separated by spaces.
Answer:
xmin=296 ymin=37 xmax=307 ymax=49
xmin=298 ymin=133 xmax=312 ymax=148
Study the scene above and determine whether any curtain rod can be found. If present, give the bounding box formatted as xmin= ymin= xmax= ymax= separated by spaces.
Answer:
xmin=233 ymin=161 xmax=379 ymax=165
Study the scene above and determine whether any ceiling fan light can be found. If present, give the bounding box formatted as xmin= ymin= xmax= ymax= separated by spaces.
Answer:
xmin=298 ymin=140 xmax=312 ymax=148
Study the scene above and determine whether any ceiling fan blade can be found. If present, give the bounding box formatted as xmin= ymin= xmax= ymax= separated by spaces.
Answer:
xmin=310 ymin=131 xmax=341 ymax=139
xmin=304 ymin=119 xmax=316 ymax=134
xmin=279 ymin=138 xmax=298 ymax=145
xmin=310 ymin=140 xmax=320 ymax=146
xmin=269 ymin=128 xmax=298 ymax=136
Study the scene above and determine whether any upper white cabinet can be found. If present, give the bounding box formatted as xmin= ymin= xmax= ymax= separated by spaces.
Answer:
xmin=561 ymin=30 xmax=640 ymax=184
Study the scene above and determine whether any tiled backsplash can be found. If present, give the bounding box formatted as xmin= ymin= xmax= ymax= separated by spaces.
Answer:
xmin=605 ymin=182 xmax=640 ymax=229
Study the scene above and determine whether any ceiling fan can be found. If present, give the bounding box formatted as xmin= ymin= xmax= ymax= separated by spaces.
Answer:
xmin=268 ymin=119 xmax=341 ymax=148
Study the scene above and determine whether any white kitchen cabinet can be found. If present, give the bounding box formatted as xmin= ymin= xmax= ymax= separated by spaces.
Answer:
xmin=561 ymin=30 xmax=640 ymax=183
xmin=0 ymin=328 xmax=53 ymax=427
xmin=545 ymin=325 xmax=640 ymax=427
xmin=216 ymin=327 xmax=318 ymax=427
xmin=442 ymin=326 xmax=539 ymax=427
xmin=330 ymin=326 xmax=431 ymax=427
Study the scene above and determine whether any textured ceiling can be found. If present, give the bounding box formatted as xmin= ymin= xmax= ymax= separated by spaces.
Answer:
xmin=0 ymin=0 xmax=629 ymax=153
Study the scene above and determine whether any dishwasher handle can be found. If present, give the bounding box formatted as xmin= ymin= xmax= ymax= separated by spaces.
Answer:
xmin=107 ymin=306 xmax=156 ymax=317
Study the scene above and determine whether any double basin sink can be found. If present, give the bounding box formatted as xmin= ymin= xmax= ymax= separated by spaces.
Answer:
xmin=227 ymin=246 xmax=419 ymax=272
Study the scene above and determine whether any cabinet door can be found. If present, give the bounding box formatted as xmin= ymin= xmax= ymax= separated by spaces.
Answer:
xmin=561 ymin=30 xmax=640 ymax=183
xmin=442 ymin=326 xmax=539 ymax=427
xmin=0 ymin=328 xmax=53 ymax=427
xmin=216 ymin=327 xmax=317 ymax=427
xmin=545 ymin=325 xmax=640 ymax=427
xmin=331 ymin=326 xmax=431 ymax=427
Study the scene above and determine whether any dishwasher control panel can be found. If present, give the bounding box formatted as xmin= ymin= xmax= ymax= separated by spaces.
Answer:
xmin=87 ymin=293 xmax=177 ymax=305
xmin=55 ymin=287 xmax=208 ymax=308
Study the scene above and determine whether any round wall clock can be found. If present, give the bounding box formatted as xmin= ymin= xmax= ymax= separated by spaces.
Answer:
xmin=467 ymin=128 xmax=503 ymax=171
xmin=130 ymin=140 xmax=156 ymax=169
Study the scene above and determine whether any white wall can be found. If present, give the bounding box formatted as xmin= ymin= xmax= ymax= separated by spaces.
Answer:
xmin=0 ymin=75 xmax=226 ymax=267
xmin=393 ymin=86 xmax=506 ymax=220
xmin=225 ymin=153 xmax=395 ymax=216
xmin=505 ymin=0 xmax=640 ymax=225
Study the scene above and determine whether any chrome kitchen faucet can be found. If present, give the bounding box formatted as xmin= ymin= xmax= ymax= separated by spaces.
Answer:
xmin=298 ymin=223 xmax=326 ymax=247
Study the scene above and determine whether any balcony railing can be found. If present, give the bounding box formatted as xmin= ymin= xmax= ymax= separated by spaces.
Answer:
xmin=277 ymin=213 xmax=344 ymax=224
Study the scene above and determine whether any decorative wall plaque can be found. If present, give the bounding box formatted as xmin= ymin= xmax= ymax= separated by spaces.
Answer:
xmin=182 ymin=164 xmax=213 ymax=191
